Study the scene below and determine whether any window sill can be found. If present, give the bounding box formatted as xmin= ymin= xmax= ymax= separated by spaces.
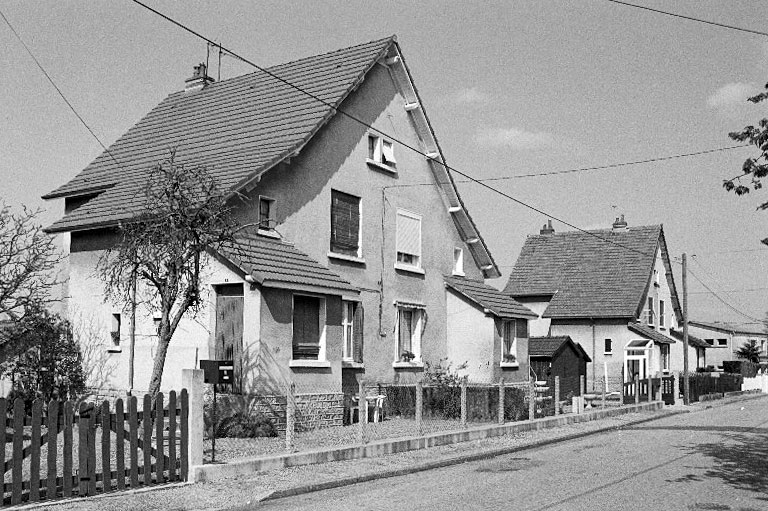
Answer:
xmin=452 ymin=271 xmax=465 ymax=277
xmin=107 ymin=347 xmax=122 ymax=353
xmin=366 ymin=159 xmax=397 ymax=174
xmin=604 ymin=352 xmax=613 ymax=356
xmin=342 ymin=360 xmax=365 ymax=370
xmin=289 ymin=360 xmax=331 ymax=368
xmin=257 ymin=228 xmax=281 ymax=239
xmin=500 ymin=362 xmax=519 ymax=368
xmin=393 ymin=361 xmax=424 ymax=369
xmin=328 ymin=252 xmax=366 ymax=264
xmin=394 ymin=263 xmax=425 ymax=275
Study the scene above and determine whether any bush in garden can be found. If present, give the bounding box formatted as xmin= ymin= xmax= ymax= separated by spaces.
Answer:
xmin=422 ymin=358 xmax=467 ymax=419
xmin=204 ymin=393 xmax=277 ymax=438
xmin=503 ymin=386 xmax=529 ymax=422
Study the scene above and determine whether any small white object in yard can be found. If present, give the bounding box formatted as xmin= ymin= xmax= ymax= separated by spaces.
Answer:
xmin=740 ymin=407 xmax=745 ymax=411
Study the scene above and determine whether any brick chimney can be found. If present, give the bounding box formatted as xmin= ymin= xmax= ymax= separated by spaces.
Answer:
xmin=540 ymin=219 xmax=555 ymax=236
xmin=612 ymin=214 xmax=628 ymax=232
xmin=185 ymin=63 xmax=214 ymax=93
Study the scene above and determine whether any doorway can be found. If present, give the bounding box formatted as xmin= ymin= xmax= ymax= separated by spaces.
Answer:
xmin=214 ymin=284 xmax=244 ymax=393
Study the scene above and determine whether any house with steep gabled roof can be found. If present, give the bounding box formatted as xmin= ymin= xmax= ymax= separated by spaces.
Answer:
xmin=444 ymin=276 xmax=536 ymax=382
xmin=505 ymin=216 xmax=705 ymax=392
xmin=43 ymin=37 xmax=501 ymax=418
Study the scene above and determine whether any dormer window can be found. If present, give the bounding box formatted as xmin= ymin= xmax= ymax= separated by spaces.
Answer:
xmin=367 ymin=134 xmax=396 ymax=172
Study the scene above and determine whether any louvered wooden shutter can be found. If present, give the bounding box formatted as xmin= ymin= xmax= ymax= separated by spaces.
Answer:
xmin=515 ymin=319 xmax=528 ymax=338
xmin=396 ymin=211 xmax=421 ymax=258
xmin=353 ymin=303 xmax=364 ymax=363
xmin=330 ymin=190 xmax=360 ymax=256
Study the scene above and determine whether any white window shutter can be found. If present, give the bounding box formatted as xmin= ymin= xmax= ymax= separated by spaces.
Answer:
xmin=396 ymin=211 xmax=421 ymax=256
xmin=382 ymin=140 xmax=396 ymax=163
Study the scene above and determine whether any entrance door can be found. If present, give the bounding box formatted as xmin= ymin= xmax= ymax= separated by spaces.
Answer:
xmin=214 ymin=284 xmax=244 ymax=392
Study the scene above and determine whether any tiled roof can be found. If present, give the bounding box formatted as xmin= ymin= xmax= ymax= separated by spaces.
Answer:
xmin=218 ymin=235 xmax=358 ymax=295
xmin=668 ymin=328 xmax=711 ymax=349
xmin=44 ymin=37 xmax=396 ymax=232
xmin=505 ymin=225 xmax=670 ymax=319
xmin=689 ymin=320 xmax=768 ymax=337
xmin=627 ymin=323 xmax=676 ymax=345
xmin=444 ymin=276 xmax=536 ymax=319
xmin=529 ymin=336 xmax=591 ymax=361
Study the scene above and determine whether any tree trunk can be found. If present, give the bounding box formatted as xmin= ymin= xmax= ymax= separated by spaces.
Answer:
xmin=147 ymin=336 xmax=171 ymax=397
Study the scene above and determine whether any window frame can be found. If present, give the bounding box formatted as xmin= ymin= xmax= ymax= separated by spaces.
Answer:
xmin=109 ymin=313 xmax=121 ymax=351
xmin=395 ymin=306 xmax=422 ymax=363
xmin=604 ymin=338 xmax=613 ymax=355
xmin=452 ymin=247 xmax=464 ymax=276
xmin=646 ymin=297 xmax=655 ymax=326
xmin=716 ymin=338 xmax=728 ymax=347
xmin=367 ymin=134 xmax=397 ymax=172
xmin=659 ymin=300 xmax=665 ymax=328
xmin=329 ymin=190 xmax=363 ymax=259
xmin=257 ymin=195 xmax=276 ymax=233
xmin=395 ymin=209 xmax=423 ymax=273
xmin=660 ymin=343 xmax=670 ymax=373
xmin=342 ymin=301 xmax=355 ymax=361
xmin=500 ymin=319 xmax=527 ymax=366
xmin=290 ymin=294 xmax=327 ymax=364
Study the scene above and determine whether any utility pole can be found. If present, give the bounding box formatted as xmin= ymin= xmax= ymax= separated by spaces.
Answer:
xmin=682 ymin=253 xmax=690 ymax=405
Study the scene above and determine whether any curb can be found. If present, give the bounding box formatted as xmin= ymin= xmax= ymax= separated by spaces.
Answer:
xmin=246 ymin=407 xmax=688 ymax=505
xmin=16 ymin=482 xmax=195 ymax=510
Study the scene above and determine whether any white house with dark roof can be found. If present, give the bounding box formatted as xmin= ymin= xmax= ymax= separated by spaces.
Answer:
xmin=505 ymin=216 xmax=706 ymax=392
xmin=444 ymin=276 xmax=536 ymax=382
xmin=43 ymin=37 xmax=502 ymax=413
xmin=688 ymin=320 xmax=768 ymax=369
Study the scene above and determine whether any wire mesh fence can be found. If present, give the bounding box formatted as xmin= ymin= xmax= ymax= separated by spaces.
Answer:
xmin=202 ymin=373 xmax=651 ymax=464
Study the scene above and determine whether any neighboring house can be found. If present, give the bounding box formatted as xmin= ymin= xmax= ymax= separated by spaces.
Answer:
xmin=528 ymin=336 xmax=590 ymax=397
xmin=444 ymin=276 xmax=536 ymax=382
xmin=688 ymin=320 xmax=768 ymax=369
xmin=505 ymin=216 xmax=691 ymax=391
xmin=42 ymin=37 xmax=500 ymax=415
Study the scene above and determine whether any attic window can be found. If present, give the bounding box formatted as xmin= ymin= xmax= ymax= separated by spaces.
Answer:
xmin=367 ymin=134 xmax=396 ymax=172
xmin=258 ymin=196 xmax=275 ymax=231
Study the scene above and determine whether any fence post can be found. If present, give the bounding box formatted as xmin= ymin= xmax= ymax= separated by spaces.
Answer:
xmin=634 ymin=379 xmax=640 ymax=404
xmin=579 ymin=375 xmax=585 ymax=396
xmin=646 ymin=373 xmax=652 ymax=402
xmin=460 ymin=377 xmax=468 ymax=428
xmin=358 ymin=379 xmax=366 ymax=444
xmin=528 ymin=378 xmax=535 ymax=419
xmin=416 ymin=381 xmax=423 ymax=436
xmin=554 ymin=376 xmax=560 ymax=415
xmin=286 ymin=381 xmax=295 ymax=452
xmin=673 ymin=372 xmax=679 ymax=402
xmin=498 ymin=378 xmax=505 ymax=424
xmin=182 ymin=369 xmax=204 ymax=472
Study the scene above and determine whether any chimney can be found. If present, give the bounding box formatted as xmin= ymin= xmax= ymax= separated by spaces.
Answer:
xmin=185 ymin=63 xmax=214 ymax=93
xmin=540 ymin=219 xmax=555 ymax=236
xmin=612 ymin=214 xmax=628 ymax=232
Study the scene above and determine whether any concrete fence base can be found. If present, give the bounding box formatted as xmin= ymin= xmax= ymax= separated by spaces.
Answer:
xmin=193 ymin=400 xmax=664 ymax=482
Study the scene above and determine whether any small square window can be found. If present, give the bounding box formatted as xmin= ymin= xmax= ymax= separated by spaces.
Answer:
xmin=367 ymin=134 xmax=396 ymax=170
xmin=717 ymin=338 xmax=728 ymax=347
xmin=110 ymin=313 xmax=121 ymax=346
xmin=292 ymin=295 xmax=327 ymax=361
xmin=604 ymin=338 xmax=612 ymax=354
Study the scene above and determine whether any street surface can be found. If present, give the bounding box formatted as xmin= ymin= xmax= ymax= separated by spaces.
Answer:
xmin=253 ymin=398 xmax=768 ymax=511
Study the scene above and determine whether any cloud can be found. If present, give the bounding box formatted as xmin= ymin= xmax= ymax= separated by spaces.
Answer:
xmin=475 ymin=127 xmax=555 ymax=150
xmin=707 ymin=82 xmax=760 ymax=109
xmin=451 ymin=87 xmax=492 ymax=105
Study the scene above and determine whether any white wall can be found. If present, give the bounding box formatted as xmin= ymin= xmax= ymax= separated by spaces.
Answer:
xmin=68 ymin=249 xmax=258 ymax=393
xmin=446 ymin=290 xmax=494 ymax=381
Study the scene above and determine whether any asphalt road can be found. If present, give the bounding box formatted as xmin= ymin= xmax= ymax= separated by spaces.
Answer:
xmin=254 ymin=398 xmax=768 ymax=511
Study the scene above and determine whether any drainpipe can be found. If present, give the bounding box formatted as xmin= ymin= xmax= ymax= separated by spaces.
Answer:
xmin=591 ymin=318 xmax=596 ymax=392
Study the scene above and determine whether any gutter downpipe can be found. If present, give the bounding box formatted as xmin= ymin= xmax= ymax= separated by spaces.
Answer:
xmin=591 ymin=318 xmax=596 ymax=392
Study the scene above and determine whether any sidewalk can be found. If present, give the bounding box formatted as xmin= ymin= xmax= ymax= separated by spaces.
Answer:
xmin=33 ymin=393 xmax=765 ymax=511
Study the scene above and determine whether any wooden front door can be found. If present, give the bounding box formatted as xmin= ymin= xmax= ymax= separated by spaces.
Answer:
xmin=214 ymin=284 xmax=244 ymax=392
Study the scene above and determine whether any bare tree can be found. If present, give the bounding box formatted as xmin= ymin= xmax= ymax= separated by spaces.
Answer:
xmin=97 ymin=150 xmax=237 ymax=397
xmin=0 ymin=203 xmax=59 ymax=327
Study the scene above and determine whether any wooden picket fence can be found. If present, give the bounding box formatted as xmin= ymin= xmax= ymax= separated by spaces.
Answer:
xmin=1 ymin=390 xmax=188 ymax=506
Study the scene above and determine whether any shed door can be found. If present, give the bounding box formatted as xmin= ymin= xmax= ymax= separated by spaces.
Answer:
xmin=214 ymin=284 xmax=244 ymax=392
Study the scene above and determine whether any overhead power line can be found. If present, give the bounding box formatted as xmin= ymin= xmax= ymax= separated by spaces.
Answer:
xmin=128 ymin=0 xmax=678 ymax=261
xmin=686 ymin=268 xmax=763 ymax=323
xmin=0 ymin=8 xmax=123 ymax=170
xmin=605 ymin=0 xmax=768 ymax=38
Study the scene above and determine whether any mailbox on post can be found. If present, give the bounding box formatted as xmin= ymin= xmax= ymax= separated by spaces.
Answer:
xmin=199 ymin=359 xmax=234 ymax=463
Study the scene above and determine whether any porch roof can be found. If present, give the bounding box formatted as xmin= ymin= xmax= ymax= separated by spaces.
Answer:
xmin=217 ymin=234 xmax=359 ymax=295
xmin=627 ymin=322 xmax=676 ymax=345
xmin=444 ymin=276 xmax=536 ymax=319
xmin=669 ymin=328 xmax=710 ymax=349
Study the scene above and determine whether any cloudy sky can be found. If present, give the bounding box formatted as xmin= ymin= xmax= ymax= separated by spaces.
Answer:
xmin=2 ymin=0 xmax=767 ymax=325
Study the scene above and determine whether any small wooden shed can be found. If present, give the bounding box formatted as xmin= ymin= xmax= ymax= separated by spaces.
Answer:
xmin=529 ymin=336 xmax=590 ymax=397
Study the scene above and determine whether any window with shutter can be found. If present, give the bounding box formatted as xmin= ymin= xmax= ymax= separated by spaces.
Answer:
xmin=396 ymin=306 xmax=421 ymax=361
xmin=604 ymin=338 xmax=612 ymax=354
xmin=292 ymin=295 xmax=324 ymax=360
xmin=342 ymin=301 xmax=360 ymax=361
xmin=353 ymin=303 xmax=364 ymax=363
xmin=501 ymin=320 xmax=516 ymax=362
xmin=330 ymin=190 xmax=361 ymax=257
xmin=258 ymin=196 xmax=275 ymax=231
xmin=396 ymin=209 xmax=421 ymax=269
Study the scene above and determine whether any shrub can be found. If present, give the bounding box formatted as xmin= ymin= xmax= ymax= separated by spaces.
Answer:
xmin=204 ymin=394 xmax=277 ymax=438
xmin=503 ymin=386 xmax=529 ymax=422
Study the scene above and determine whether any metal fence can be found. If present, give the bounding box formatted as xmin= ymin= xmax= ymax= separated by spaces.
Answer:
xmin=202 ymin=373 xmax=637 ymax=464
